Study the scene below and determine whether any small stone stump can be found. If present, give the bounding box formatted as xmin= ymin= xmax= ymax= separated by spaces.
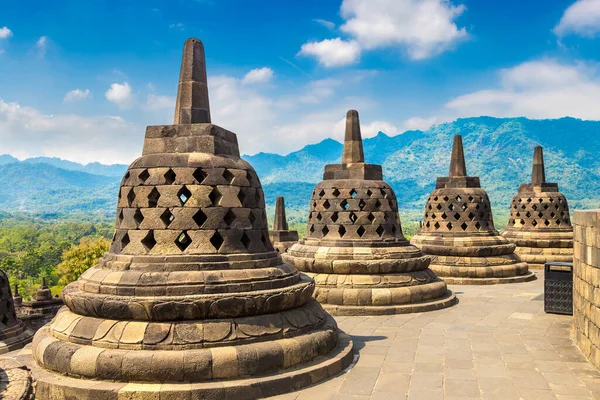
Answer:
xmin=0 ymin=273 xmax=33 ymax=355
xmin=14 ymin=279 xmax=63 ymax=333
xmin=269 ymin=196 xmax=299 ymax=253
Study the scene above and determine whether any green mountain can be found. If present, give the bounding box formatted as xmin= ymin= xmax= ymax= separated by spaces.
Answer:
xmin=0 ymin=116 xmax=598 ymax=227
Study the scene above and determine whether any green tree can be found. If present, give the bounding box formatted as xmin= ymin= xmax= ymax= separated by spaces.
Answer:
xmin=56 ymin=237 xmax=110 ymax=286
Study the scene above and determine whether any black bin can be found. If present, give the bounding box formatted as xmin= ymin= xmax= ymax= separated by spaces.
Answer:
xmin=544 ymin=262 xmax=573 ymax=315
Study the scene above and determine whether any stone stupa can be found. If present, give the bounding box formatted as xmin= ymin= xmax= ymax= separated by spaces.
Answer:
xmin=411 ymin=135 xmax=536 ymax=284
xmin=28 ymin=38 xmax=353 ymax=399
xmin=284 ymin=110 xmax=456 ymax=315
xmin=269 ymin=196 xmax=299 ymax=253
xmin=0 ymin=271 xmax=33 ymax=355
xmin=501 ymin=146 xmax=573 ymax=268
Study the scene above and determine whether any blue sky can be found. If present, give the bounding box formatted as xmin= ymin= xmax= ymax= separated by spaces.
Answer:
xmin=1 ymin=0 xmax=600 ymax=164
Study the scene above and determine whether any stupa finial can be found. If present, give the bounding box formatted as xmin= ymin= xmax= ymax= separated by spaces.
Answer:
xmin=273 ymin=196 xmax=289 ymax=231
xmin=532 ymin=146 xmax=546 ymax=185
xmin=342 ymin=109 xmax=364 ymax=164
xmin=174 ymin=38 xmax=211 ymax=124
xmin=449 ymin=135 xmax=467 ymax=177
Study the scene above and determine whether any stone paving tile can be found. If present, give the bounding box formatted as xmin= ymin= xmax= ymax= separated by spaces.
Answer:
xmin=271 ymin=271 xmax=600 ymax=399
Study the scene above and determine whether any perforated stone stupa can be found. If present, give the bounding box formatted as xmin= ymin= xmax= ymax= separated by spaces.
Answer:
xmin=284 ymin=110 xmax=456 ymax=315
xmin=501 ymin=146 xmax=573 ymax=268
xmin=0 ymin=271 xmax=33 ymax=355
xmin=28 ymin=38 xmax=353 ymax=399
xmin=269 ymin=196 xmax=299 ymax=253
xmin=411 ymin=135 xmax=535 ymax=284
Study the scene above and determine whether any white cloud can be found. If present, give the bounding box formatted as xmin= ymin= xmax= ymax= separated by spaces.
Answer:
xmin=105 ymin=82 xmax=134 ymax=109
xmin=0 ymin=99 xmax=140 ymax=164
xmin=555 ymin=0 xmax=600 ymax=37
xmin=36 ymin=36 xmax=48 ymax=58
xmin=0 ymin=27 xmax=12 ymax=39
xmin=63 ymin=89 xmax=90 ymax=102
xmin=169 ymin=23 xmax=185 ymax=31
xmin=313 ymin=19 xmax=336 ymax=30
xmin=145 ymin=93 xmax=175 ymax=111
xmin=298 ymin=79 xmax=340 ymax=104
xmin=242 ymin=67 xmax=274 ymax=84
xmin=402 ymin=116 xmax=440 ymax=131
xmin=298 ymin=38 xmax=361 ymax=67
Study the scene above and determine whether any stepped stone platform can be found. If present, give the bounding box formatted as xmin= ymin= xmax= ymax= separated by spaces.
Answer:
xmin=502 ymin=146 xmax=573 ymax=269
xmin=411 ymin=135 xmax=535 ymax=285
xmin=14 ymin=279 xmax=63 ymax=333
xmin=269 ymin=196 xmax=299 ymax=253
xmin=284 ymin=110 xmax=456 ymax=315
xmin=25 ymin=37 xmax=353 ymax=399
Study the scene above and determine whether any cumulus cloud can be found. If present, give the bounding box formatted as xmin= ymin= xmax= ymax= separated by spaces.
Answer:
xmin=555 ymin=0 xmax=600 ymax=37
xmin=105 ymin=82 xmax=134 ymax=109
xmin=0 ymin=27 xmax=12 ymax=39
xmin=169 ymin=23 xmax=185 ymax=31
xmin=313 ymin=19 xmax=336 ymax=30
xmin=298 ymin=79 xmax=340 ymax=104
xmin=36 ymin=36 xmax=48 ymax=58
xmin=63 ymin=89 xmax=90 ymax=102
xmin=402 ymin=116 xmax=440 ymax=131
xmin=242 ymin=67 xmax=274 ymax=84
xmin=0 ymin=99 xmax=140 ymax=164
xmin=298 ymin=38 xmax=361 ymax=67
xmin=145 ymin=93 xmax=175 ymax=111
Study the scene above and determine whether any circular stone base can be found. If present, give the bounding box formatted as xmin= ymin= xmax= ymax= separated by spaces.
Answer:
xmin=514 ymin=252 xmax=573 ymax=269
xmin=0 ymin=359 xmax=33 ymax=400
xmin=26 ymin=332 xmax=354 ymax=400
xmin=439 ymin=271 xmax=537 ymax=285
xmin=319 ymin=290 xmax=457 ymax=316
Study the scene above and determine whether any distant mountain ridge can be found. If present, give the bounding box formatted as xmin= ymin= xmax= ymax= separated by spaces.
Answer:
xmin=0 ymin=116 xmax=598 ymax=224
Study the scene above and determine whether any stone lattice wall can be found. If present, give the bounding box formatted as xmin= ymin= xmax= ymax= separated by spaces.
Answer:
xmin=574 ymin=210 xmax=600 ymax=368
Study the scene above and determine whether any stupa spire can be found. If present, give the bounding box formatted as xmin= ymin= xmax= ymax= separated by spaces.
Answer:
xmin=532 ymin=146 xmax=546 ymax=185
xmin=342 ymin=110 xmax=364 ymax=164
xmin=273 ymin=196 xmax=289 ymax=231
xmin=449 ymin=135 xmax=467 ymax=177
xmin=174 ymin=38 xmax=211 ymax=124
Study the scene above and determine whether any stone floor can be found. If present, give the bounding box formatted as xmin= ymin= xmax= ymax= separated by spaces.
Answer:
xmin=271 ymin=270 xmax=600 ymax=400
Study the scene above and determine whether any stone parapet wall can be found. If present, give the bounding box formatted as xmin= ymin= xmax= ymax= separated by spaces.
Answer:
xmin=573 ymin=210 xmax=600 ymax=368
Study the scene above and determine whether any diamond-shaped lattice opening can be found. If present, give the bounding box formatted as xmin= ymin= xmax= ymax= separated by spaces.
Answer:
xmin=160 ymin=209 xmax=174 ymax=227
xmin=434 ymin=222 xmax=441 ymax=229
xmin=544 ymin=219 xmax=550 ymax=226
xmin=331 ymin=212 xmax=339 ymax=223
xmin=261 ymin=232 xmax=269 ymax=249
xmin=124 ymin=171 xmax=130 ymax=181
xmin=467 ymin=212 xmax=474 ymax=220
xmin=241 ymin=232 xmax=251 ymax=250
xmin=332 ymin=188 xmax=340 ymax=197
xmin=246 ymin=171 xmax=253 ymax=185
xmin=127 ymin=188 xmax=136 ymax=206
xmin=309 ymin=225 xmax=315 ymax=234
xmin=461 ymin=203 xmax=468 ymax=211
xmin=520 ymin=219 xmax=525 ymax=225
xmin=475 ymin=222 xmax=481 ymax=230
xmin=532 ymin=220 xmax=538 ymax=226
xmin=532 ymin=204 xmax=538 ymax=211
xmin=134 ymin=209 xmax=144 ymax=227
xmin=527 ymin=198 xmax=532 ymax=203
xmin=141 ymin=231 xmax=156 ymax=251
xmin=376 ymin=225 xmax=385 ymax=237
xmin=436 ymin=204 xmax=442 ymax=210
xmin=368 ymin=213 xmax=375 ymax=223
xmin=193 ymin=168 xmax=207 ymax=184
xmin=431 ymin=213 xmax=437 ymax=219
xmin=248 ymin=211 xmax=256 ymax=226
xmin=521 ymin=204 xmax=526 ymax=210
xmin=441 ymin=213 xmax=447 ymax=220
xmin=350 ymin=189 xmax=357 ymax=198
xmin=316 ymin=213 xmax=323 ymax=221
xmin=554 ymin=204 xmax=559 ymax=210
xmin=538 ymin=212 xmax=543 ymax=218
xmin=434 ymin=196 xmax=439 ymax=201
xmin=526 ymin=212 xmax=531 ymax=218
xmin=549 ymin=198 xmax=554 ymax=203
xmin=209 ymin=187 xmax=222 ymax=206
xmin=556 ymin=219 xmax=562 ymax=225
xmin=443 ymin=196 xmax=449 ymax=202
xmin=148 ymin=188 xmax=161 ymax=208
xmin=538 ymin=198 xmax=543 ymax=203
xmin=475 ymin=204 xmax=480 ymax=210
xmin=384 ymin=213 xmax=389 ymax=222
xmin=121 ymin=232 xmax=130 ymax=249
xmin=224 ymin=209 xmax=236 ymax=226
xmin=238 ymin=189 xmax=246 ymax=206
xmin=426 ymin=221 xmax=430 ymax=228
xmin=357 ymin=225 xmax=366 ymax=237
xmin=118 ymin=209 xmax=124 ymax=224
xmin=323 ymin=200 xmax=331 ymax=209
xmin=338 ymin=225 xmax=346 ymax=237
xmin=447 ymin=222 xmax=453 ymax=230
xmin=516 ymin=212 xmax=521 ymax=217
xmin=223 ymin=169 xmax=235 ymax=184
xmin=367 ymin=189 xmax=373 ymax=197
xmin=341 ymin=199 xmax=349 ymax=210
xmin=322 ymin=226 xmax=329 ymax=236
xmin=208 ymin=231 xmax=222 ymax=251
xmin=349 ymin=212 xmax=357 ymax=223
xmin=319 ymin=189 xmax=326 ymax=198
xmin=178 ymin=186 xmax=192 ymax=206
xmin=456 ymin=195 xmax=462 ymax=202
xmin=381 ymin=189 xmax=388 ymax=198
xmin=359 ymin=200 xmax=366 ymax=210
xmin=448 ymin=204 xmax=455 ymax=211
xmin=543 ymin=204 xmax=549 ymax=210
xmin=176 ymin=231 xmax=192 ymax=251
xmin=138 ymin=169 xmax=150 ymax=183
xmin=375 ymin=199 xmax=382 ymax=209
xmin=428 ymin=204 xmax=433 ymax=210
xmin=468 ymin=196 xmax=474 ymax=202
xmin=461 ymin=222 xmax=468 ymax=231
xmin=164 ymin=169 xmax=176 ymax=185
xmin=192 ymin=210 xmax=207 ymax=228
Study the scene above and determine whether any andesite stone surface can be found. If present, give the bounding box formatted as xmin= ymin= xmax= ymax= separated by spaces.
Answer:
xmin=501 ymin=146 xmax=573 ymax=268
xmin=26 ymin=37 xmax=353 ymax=399
xmin=0 ymin=272 xmax=33 ymax=356
xmin=284 ymin=110 xmax=456 ymax=315
xmin=14 ymin=278 xmax=63 ymax=333
xmin=411 ymin=135 xmax=536 ymax=284
xmin=269 ymin=196 xmax=299 ymax=253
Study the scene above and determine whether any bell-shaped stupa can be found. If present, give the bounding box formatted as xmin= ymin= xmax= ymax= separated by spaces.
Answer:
xmin=284 ymin=110 xmax=456 ymax=315
xmin=28 ymin=38 xmax=353 ymax=399
xmin=411 ymin=135 xmax=535 ymax=284
xmin=501 ymin=146 xmax=573 ymax=268
xmin=0 ymin=271 xmax=33 ymax=354
xmin=269 ymin=196 xmax=299 ymax=253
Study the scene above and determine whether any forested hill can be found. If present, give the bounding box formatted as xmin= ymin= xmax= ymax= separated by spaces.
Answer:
xmin=1 ymin=116 xmax=599 ymax=223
